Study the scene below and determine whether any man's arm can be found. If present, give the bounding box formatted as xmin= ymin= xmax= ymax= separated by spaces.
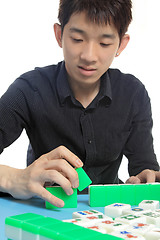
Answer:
xmin=0 ymin=146 xmax=83 ymax=207
xmin=123 ymin=82 xmax=159 ymax=181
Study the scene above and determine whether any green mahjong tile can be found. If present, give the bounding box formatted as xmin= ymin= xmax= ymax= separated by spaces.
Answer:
xmin=22 ymin=216 xmax=61 ymax=234
xmin=120 ymin=184 xmax=135 ymax=205
xmin=61 ymin=228 xmax=123 ymax=240
xmin=148 ymin=183 xmax=160 ymax=201
xmin=5 ymin=213 xmax=44 ymax=228
xmin=89 ymin=185 xmax=107 ymax=207
xmin=89 ymin=184 xmax=122 ymax=207
xmin=105 ymin=184 xmax=121 ymax=205
xmin=46 ymin=186 xmax=77 ymax=209
xmin=76 ymin=167 xmax=92 ymax=191
xmin=134 ymin=184 xmax=150 ymax=205
xmin=89 ymin=234 xmax=123 ymax=240
xmin=58 ymin=227 xmax=104 ymax=240
xmin=39 ymin=222 xmax=83 ymax=239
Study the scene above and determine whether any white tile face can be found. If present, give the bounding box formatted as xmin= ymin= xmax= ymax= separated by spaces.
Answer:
xmin=142 ymin=211 xmax=160 ymax=227
xmin=123 ymin=207 xmax=147 ymax=216
xmin=85 ymin=215 xmax=112 ymax=224
xmin=110 ymin=230 xmax=145 ymax=239
xmin=104 ymin=203 xmax=131 ymax=218
xmin=97 ymin=220 xmax=128 ymax=233
xmin=85 ymin=223 xmax=107 ymax=234
xmin=155 ymin=209 xmax=160 ymax=213
xmin=64 ymin=215 xmax=112 ymax=227
xmin=127 ymin=222 xmax=155 ymax=235
xmin=144 ymin=228 xmax=160 ymax=240
xmin=81 ymin=214 xmax=108 ymax=222
xmin=63 ymin=218 xmax=87 ymax=226
xmin=72 ymin=209 xmax=102 ymax=218
xmin=72 ymin=209 xmax=113 ymax=226
xmin=5 ymin=225 xmax=21 ymax=240
xmin=115 ymin=214 xmax=146 ymax=225
xmin=21 ymin=230 xmax=38 ymax=240
xmin=139 ymin=200 xmax=159 ymax=211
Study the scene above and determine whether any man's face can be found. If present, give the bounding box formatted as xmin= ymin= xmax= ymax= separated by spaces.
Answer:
xmin=55 ymin=11 xmax=129 ymax=86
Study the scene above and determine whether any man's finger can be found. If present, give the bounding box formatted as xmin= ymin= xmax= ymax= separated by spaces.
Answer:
xmin=47 ymin=146 xmax=83 ymax=168
xmin=32 ymin=184 xmax=65 ymax=208
xmin=42 ymin=169 xmax=74 ymax=195
xmin=125 ymin=176 xmax=141 ymax=184
xmin=44 ymin=159 xmax=79 ymax=188
xmin=156 ymin=171 xmax=160 ymax=181
xmin=145 ymin=173 xmax=156 ymax=183
xmin=137 ymin=169 xmax=156 ymax=183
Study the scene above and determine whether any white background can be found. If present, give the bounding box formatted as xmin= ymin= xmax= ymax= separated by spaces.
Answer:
xmin=0 ymin=0 xmax=159 ymax=182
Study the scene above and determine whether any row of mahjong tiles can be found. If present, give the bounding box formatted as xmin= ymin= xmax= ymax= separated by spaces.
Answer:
xmin=5 ymin=200 xmax=160 ymax=240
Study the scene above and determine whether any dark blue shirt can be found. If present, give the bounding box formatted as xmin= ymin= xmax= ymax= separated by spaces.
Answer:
xmin=0 ymin=61 xmax=159 ymax=184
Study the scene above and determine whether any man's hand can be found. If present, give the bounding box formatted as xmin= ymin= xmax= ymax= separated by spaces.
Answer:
xmin=125 ymin=169 xmax=157 ymax=184
xmin=0 ymin=146 xmax=83 ymax=207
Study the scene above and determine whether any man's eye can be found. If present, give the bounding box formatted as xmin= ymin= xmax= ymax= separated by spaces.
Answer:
xmin=100 ymin=43 xmax=111 ymax=47
xmin=71 ymin=38 xmax=83 ymax=42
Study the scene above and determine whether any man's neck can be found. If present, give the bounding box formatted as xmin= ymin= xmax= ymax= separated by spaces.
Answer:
xmin=69 ymin=79 xmax=101 ymax=108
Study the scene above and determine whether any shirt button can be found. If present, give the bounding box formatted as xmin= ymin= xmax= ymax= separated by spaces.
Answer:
xmin=88 ymin=140 xmax=92 ymax=144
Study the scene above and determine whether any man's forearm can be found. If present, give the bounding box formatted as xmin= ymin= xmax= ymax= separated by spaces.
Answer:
xmin=0 ymin=146 xmax=83 ymax=207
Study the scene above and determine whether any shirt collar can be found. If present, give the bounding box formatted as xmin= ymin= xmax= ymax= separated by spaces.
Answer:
xmin=56 ymin=61 xmax=73 ymax=105
xmin=56 ymin=61 xmax=112 ymax=106
xmin=99 ymin=71 xmax=112 ymax=105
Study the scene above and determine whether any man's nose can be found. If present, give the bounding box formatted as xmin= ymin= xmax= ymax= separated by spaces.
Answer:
xmin=80 ymin=42 xmax=98 ymax=63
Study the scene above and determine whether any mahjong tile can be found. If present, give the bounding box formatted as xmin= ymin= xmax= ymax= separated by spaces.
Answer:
xmin=139 ymin=200 xmax=159 ymax=211
xmin=83 ymin=214 xmax=111 ymax=223
xmin=72 ymin=210 xmax=102 ymax=219
xmin=67 ymin=215 xmax=111 ymax=227
xmin=122 ymin=207 xmax=147 ymax=216
xmin=115 ymin=214 xmax=146 ymax=225
xmin=142 ymin=211 xmax=160 ymax=227
xmin=144 ymin=228 xmax=160 ymax=240
xmin=97 ymin=220 xmax=128 ymax=233
xmin=85 ymin=223 xmax=107 ymax=234
xmin=110 ymin=230 xmax=145 ymax=239
xmin=127 ymin=222 xmax=154 ymax=235
xmin=104 ymin=203 xmax=131 ymax=218
xmin=155 ymin=209 xmax=160 ymax=214
xmin=63 ymin=218 xmax=86 ymax=226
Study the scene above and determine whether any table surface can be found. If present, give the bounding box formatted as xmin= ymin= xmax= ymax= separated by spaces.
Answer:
xmin=0 ymin=194 xmax=104 ymax=240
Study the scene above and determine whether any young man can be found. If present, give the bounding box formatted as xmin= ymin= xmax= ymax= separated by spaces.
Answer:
xmin=0 ymin=0 xmax=159 ymax=208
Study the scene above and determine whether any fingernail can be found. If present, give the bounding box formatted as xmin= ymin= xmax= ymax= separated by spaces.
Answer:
xmin=76 ymin=159 xmax=83 ymax=167
xmin=66 ymin=188 xmax=73 ymax=196
xmin=72 ymin=180 xmax=79 ymax=189
xmin=57 ymin=201 xmax=64 ymax=208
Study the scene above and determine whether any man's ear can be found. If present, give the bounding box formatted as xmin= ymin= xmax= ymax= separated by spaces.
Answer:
xmin=115 ymin=34 xmax=130 ymax=57
xmin=54 ymin=23 xmax=62 ymax=48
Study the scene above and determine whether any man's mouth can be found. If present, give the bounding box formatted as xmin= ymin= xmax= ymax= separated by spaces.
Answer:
xmin=78 ymin=65 xmax=97 ymax=77
xmin=79 ymin=66 xmax=96 ymax=71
